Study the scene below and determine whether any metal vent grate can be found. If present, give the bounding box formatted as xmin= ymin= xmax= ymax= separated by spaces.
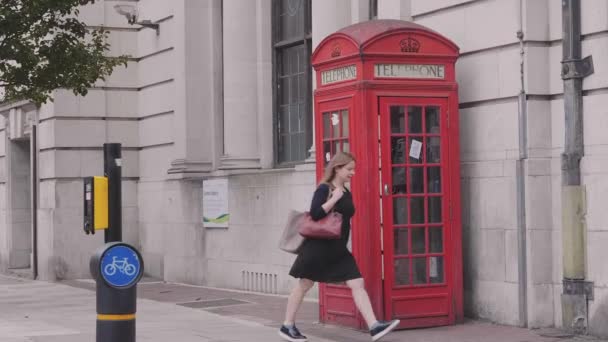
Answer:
xmin=242 ymin=271 xmax=278 ymax=294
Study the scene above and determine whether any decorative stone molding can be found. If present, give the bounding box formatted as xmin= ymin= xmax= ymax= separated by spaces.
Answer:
xmin=0 ymin=101 xmax=37 ymax=141
xmin=167 ymin=159 xmax=214 ymax=176
xmin=218 ymin=155 xmax=261 ymax=170
xmin=0 ymin=100 xmax=31 ymax=114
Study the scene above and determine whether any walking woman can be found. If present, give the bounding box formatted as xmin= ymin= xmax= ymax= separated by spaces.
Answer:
xmin=279 ymin=152 xmax=400 ymax=342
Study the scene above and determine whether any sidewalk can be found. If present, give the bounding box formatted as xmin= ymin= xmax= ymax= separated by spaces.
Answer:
xmin=1 ymin=274 xmax=606 ymax=342
xmin=0 ymin=274 xmax=334 ymax=342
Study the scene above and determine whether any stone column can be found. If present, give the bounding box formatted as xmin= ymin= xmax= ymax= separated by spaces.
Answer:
xmin=6 ymin=107 xmax=33 ymax=269
xmin=168 ymin=0 xmax=223 ymax=175
xmin=351 ymin=0 xmax=371 ymax=23
xmin=377 ymin=0 xmax=411 ymax=21
xmin=221 ymin=0 xmax=262 ymax=169
xmin=255 ymin=0 xmax=273 ymax=168
xmin=313 ymin=0 xmax=352 ymax=45
xmin=308 ymin=0 xmax=353 ymax=162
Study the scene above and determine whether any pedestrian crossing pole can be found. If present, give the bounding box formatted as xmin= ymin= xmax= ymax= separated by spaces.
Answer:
xmin=104 ymin=143 xmax=122 ymax=243
xmin=86 ymin=143 xmax=144 ymax=342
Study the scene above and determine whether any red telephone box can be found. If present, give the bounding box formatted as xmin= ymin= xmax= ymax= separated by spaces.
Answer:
xmin=311 ymin=20 xmax=463 ymax=330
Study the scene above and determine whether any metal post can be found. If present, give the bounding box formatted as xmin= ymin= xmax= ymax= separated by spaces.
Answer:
xmin=31 ymin=123 xmax=38 ymax=279
xmin=90 ymin=144 xmax=141 ymax=341
xmin=515 ymin=5 xmax=528 ymax=325
xmin=103 ymin=143 xmax=122 ymax=243
xmin=561 ymin=0 xmax=584 ymax=188
xmin=561 ymin=0 xmax=594 ymax=334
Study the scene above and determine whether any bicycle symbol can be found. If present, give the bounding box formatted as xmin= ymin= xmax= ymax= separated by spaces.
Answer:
xmin=103 ymin=256 xmax=137 ymax=276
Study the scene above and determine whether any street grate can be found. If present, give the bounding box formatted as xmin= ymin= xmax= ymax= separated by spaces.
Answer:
xmin=177 ymin=298 xmax=252 ymax=309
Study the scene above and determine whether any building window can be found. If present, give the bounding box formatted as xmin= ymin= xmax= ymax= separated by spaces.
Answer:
xmin=273 ymin=0 xmax=312 ymax=165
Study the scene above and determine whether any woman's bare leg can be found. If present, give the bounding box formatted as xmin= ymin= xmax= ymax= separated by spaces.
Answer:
xmin=346 ymin=278 xmax=377 ymax=328
xmin=284 ymin=278 xmax=315 ymax=325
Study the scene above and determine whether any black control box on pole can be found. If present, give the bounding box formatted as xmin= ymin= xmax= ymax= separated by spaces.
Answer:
xmin=104 ymin=143 xmax=122 ymax=243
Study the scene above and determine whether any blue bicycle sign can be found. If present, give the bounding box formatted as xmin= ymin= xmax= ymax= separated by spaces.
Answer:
xmin=104 ymin=256 xmax=137 ymax=276
xmin=99 ymin=244 xmax=143 ymax=288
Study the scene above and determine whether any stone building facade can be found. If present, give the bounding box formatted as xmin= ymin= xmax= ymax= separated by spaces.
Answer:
xmin=2 ymin=0 xmax=608 ymax=336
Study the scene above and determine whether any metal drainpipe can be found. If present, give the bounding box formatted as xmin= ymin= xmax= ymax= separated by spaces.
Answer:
xmin=30 ymin=122 xmax=38 ymax=280
xmin=516 ymin=4 xmax=528 ymax=324
xmin=561 ymin=0 xmax=594 ymax=335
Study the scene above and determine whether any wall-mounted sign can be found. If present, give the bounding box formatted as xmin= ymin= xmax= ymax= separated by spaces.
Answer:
xmin=203 ymin=178 xmax=229 ymax=228
xmin=321 ymin=65 xmax=357 ymax=85
xmin=375 ymin=63 xmax=445 ymax=79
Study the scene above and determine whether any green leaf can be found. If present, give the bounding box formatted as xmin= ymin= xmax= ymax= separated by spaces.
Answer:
xmin=0 ymin=0 xmax=129 ymax=106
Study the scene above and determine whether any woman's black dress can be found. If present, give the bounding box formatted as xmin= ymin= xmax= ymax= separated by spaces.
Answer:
xmin=289 ymin=183 xmax=362 ymax=283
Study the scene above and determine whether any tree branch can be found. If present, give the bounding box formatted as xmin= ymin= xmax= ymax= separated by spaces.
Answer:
xmin=0 ymin=0 xmax=127 ymax=105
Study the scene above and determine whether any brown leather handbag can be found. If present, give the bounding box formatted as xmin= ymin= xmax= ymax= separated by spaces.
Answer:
xmin=278 ymin=209 xmax=342 ymax=254
xmin=297 ymin=210 xmax=342 ymax=239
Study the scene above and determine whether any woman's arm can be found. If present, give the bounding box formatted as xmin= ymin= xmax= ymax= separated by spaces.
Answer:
xmin=309 ymin=184 xmax=339 ymax=220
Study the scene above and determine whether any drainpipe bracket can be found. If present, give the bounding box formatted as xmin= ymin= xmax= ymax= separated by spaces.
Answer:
xmin=563 ymin=279 xmax=594 ymax=301
xmin=561 ymin=56 xmax=594 ymax=80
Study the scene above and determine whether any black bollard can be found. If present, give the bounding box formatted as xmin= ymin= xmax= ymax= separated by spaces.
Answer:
xmin=91 ymin=242 xmax=144 ymax=342
xmin=96 ymin=281 xmax=137 ymax=341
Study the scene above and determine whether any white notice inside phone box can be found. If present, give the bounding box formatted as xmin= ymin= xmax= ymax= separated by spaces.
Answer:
xmin=409 ymin=139 xmax=422 ymax=159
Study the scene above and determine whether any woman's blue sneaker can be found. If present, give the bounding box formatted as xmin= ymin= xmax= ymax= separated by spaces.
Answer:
xmin=370 ymin=319 xmax=400 ymax=341
xmin=279 ymin=324 xmax=308 ymax=342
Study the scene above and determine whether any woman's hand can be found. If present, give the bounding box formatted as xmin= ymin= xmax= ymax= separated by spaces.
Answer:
xmin=331 ymin=188 xmax=344 ymax=202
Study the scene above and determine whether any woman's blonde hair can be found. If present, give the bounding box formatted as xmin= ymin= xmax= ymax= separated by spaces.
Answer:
xmin=320 ymin=151 xmax=356 ymax=185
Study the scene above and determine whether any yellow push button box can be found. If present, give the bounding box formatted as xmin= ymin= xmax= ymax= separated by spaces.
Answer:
xmin=84 ymin=176 xmax=109 ymax=234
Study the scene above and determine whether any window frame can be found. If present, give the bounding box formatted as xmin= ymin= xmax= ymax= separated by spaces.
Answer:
xmin=271 ymin=0 xmax=313 ymax=167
